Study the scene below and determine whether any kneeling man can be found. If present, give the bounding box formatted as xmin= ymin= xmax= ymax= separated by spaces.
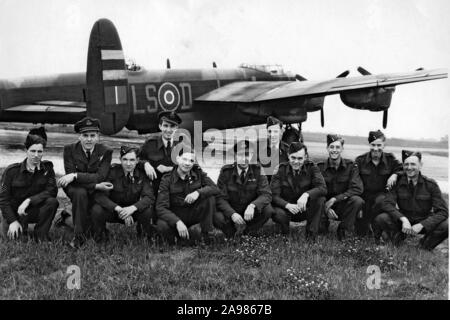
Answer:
xmin=91 ymin=146 xmax=155 ymax=242
xmin=215 ymin=140 xmax=272 ymax=237
xmin=156 ymin=148 xmax=220 ymax=244
xmin=318 ymin=134 xmax=364 ymax=240
xmin=271 ymin=142 xmax=327 ymax=240
xmin=373 ymin=150 xmax=448 ymax=250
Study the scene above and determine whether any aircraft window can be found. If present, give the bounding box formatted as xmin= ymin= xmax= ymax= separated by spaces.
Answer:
xmin=239 ymin=63 xmax=284 ymax=75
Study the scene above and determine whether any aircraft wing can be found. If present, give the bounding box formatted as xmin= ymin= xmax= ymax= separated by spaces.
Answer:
xmin=195 ymin=68 xmax=447 ymax=103
xmin=4 ymin=100 xmax=86 ymax=113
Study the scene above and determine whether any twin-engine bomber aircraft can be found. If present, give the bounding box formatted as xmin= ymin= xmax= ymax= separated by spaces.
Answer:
xmin=0 ymin=19 xmax=447 ymax=136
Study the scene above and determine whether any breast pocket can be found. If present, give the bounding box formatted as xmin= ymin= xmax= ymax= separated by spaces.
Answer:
xmin=170 ymin=185 xmax=186 ymax=206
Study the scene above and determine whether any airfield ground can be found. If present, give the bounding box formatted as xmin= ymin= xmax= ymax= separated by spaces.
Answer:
xmin=0 ymin=126 xmax=448 ymax=299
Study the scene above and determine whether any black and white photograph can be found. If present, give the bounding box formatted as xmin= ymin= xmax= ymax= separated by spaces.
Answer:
xmin=0 ymin=0 xmax=448 ymax=302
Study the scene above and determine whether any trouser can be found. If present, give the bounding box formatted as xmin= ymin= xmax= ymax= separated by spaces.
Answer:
xmin=320 ymin=195 xmax=364 ymax=234
xmin=373 ymin=213 xmax=448 ymax=250
xmin=91 ymin=204 xmax=153 ymax=239
xmin=156 ymin=196 xmax=215 ymax=243
xmin=1 ymin=198 xmax=58 ymax=241
xmin=355 ymin=192 xmax=386 ymax=236
xmin=272 ymin=196 xmax=325 ymax=235
xmin=64 ymin=185 xmax=94 ymax=236
xmin=213 ymin=204 xmax=273 ymax=237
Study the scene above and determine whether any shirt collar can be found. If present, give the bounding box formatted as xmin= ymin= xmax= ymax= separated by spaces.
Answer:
xmin=81 ymin=144 xmax=95 ymax=155
xmin=325 ymin=157 xmax=346 ymax=170
xmin=174 ymin=166 xmax=198 ymax=183
xmin=23 ymin=158 xmax=41 ymax=173
xmin=365 ymin=151 xmax=388 ymax=167
xmin=161 ymin=136 xmax=173 ymax=148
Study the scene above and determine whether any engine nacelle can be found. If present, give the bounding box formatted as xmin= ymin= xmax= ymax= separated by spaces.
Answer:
xmin=340 ymin=87 xmax=395 ymax=111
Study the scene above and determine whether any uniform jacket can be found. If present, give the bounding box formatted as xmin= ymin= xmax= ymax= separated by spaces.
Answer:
xmin=138 ymin=133 xmax=181 ymax=181
xmin=270 ymin=160 xmax=327 ymax=208
xmin=355 ymin=151 xmax=402 ymax=195
xmin=216 ymin=163 xmax=272 ymax=218
xmin=156 ymin=165 xmax=220 ymax=226
xmin=94 ymin=164 xmax=154 ymax=212
xmin=256 ymin=139 xmax=289 ymax=171
xmin=0 ymin=159 xmax=57 ymax=224
xmin=379 ymin=173 xmax=448 ymax=231
xmin=63 ymin=141 xmax=112 ymax=191
xmin=317 ymin=158 xmax=363 ymax=202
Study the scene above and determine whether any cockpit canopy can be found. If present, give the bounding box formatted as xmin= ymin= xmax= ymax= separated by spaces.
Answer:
xmin=239 ymin=63 xmax=288 ymax=76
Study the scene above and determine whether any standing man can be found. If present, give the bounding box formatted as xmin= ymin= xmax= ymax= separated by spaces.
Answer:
xmin=373 ymin=151 xmax=448 ymax=250
xmin=91 ymin=146 xmax=155 ymax=242
xmin=271 ymin=142 xmax=327 ymax=240
xmin=156 ymin=148 xmax=220 ymax=244
xmin=214 ymin=140 xmax=272 ymax=237
xmin=0 ymin=128 xmax=58 ymax=241
xmin=317 ymin=134 xmax=364 ymax=240
xmin=258 ymin=116 xmax=289 ymax=182
xmin=58 ymin=117 xmax=113 ymax=248
xmin=354 ymin=130 xmax=402 ymax=237
xmin=138 ymin=111 xmax=182 ymax=194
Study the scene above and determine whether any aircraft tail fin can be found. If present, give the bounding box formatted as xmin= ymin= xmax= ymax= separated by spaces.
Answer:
xmin=86 ymin=18 xmax=130 ymax=135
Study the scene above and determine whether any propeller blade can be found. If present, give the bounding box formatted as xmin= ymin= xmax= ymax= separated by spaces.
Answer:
xmin=336 ymin=70 xmax=350 ymax=78
xmin=382 ymin=110 xmax=388 ymax=129
xmin=295 ymin=74 xmax=307 ymax=81
xmin=166 ymin=58 xmax=171 ymax=69
xmin=357 ymin=66 xmax=371 ymax=75
xmin=213 ymin=62 xmax=217 ymax=68
xmin=320 ymin=107 xmax=325 ymax=127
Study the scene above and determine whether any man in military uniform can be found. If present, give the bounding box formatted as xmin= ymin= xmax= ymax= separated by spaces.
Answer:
xmin=155 ymin=148 xmax=220 ymax=244
xmin=271 ymin=142 xmax=327 ymax=240
xmin=0 ymin=128 xmax=58 ymax=241
xmin=214 ymin=140 xmax=272 ymax=237
xmin=257 ymin=116 xmax=289 ymax=182
xmin=373 ymin=150 xmax=448 ymax=250
xmin=317 ymin=134 xmax=364 ymax=240
xmin=354 ymin=130 xmax=402 ymax=237
xmin=57 ymin=117 xmax=113 ymax=248
xmin=138 ymin=111 xmax=183 ymax=195
xmin=91 ymin=146 xmax=155 ymax=242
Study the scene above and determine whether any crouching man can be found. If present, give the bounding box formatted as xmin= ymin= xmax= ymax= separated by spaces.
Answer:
xmin=318 ymin=134 xmax=364 ymax=240
xmin=214 ymin=140 xmax=272 ymax=237
xmin=91 ymin=146 xmax=155 ymax=242
xmin=373 ymin=150 xmax=448 ymax=250
xmin=271 ymin=142 xmax=327 ymax=240
xmin=156 ymin=147 xmax=221 ymax=244
xmin=0 ymin=128 xmax=58 ymax=241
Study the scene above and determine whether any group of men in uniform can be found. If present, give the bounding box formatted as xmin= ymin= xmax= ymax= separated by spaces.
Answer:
xmin=0 ymin=112 xmax=448 ymax=250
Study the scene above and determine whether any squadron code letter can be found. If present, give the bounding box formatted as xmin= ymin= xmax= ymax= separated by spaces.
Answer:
xmin=177 ymin=304 xmax=211 ymax=318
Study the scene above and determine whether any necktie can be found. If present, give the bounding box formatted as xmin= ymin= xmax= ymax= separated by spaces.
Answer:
xmin=408 ymin=180 xmax=415 ymax=194
xmin=166 ymin=140 xmax=172 ymax=154
xmin=86 ymin=150 xmax=91 ymax=161
xmin=127 ymin=173 xmax=133 ymax=184
xmin=240 ymin=170 xmax=246 ymax=184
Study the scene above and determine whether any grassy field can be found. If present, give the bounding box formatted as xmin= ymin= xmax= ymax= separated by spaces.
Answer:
xmin=0 ymin=169 xmax=448 ymax=300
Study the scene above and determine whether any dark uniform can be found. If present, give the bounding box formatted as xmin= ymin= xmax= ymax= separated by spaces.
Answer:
xmin=91 ymin=163 xmax=155 ymax=240
xmin=62 ymin=118 xmax=113 ymax=237
xmin=355 ymin=151 xmax=402 ymax=236
xmin=214 ymin=163 xmax=272 ymax=237
xmin=138 ymin=133 xmax=181 ymax=194
xmin=0 ymin=159 xmax=58 ymax=240
xmin=257 ymin=139 xmax=289 ymax=182
xmin=374 ymin=173 xmax=448 ymax=250
xmin=317 ymin=158 xmax=364 ymax=237
xmin=156 ymin=164 xmax=220 ymax=243
xmin=271 ymin=160 xmax=327 ymax=236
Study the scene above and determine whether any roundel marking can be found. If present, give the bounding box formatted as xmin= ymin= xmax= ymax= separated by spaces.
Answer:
xmin=158 ymin=82 xmax=180 ymax=111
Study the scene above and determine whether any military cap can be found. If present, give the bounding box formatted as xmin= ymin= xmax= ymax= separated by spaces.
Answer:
xmin=120 ymin=145 xmax=139 ymax=158
xmin=266 ymin=116 xmax=283 ymax=128
xmin=158 ymin=111 xmax=182 ymax=125
xmin=233 ymin=140 xmax=255 ymax=153
xmin=74 ymin=117 xmax=101 ymax=133
xmin=402 ymin=150 xmax=422 ymax=162
xmin=24 ymin=127 xmax=47 ymax=149
xmin=327 ymin=134 xmax=344 ymax=146
xmin=368 ymin=130 xmax=385 ymax=143
xmin=288 ymin=141 xmax=307 ymax=155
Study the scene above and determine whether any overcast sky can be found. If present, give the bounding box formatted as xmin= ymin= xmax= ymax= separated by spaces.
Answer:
xmin=0 ymin=0 xmax=449 ymax=140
